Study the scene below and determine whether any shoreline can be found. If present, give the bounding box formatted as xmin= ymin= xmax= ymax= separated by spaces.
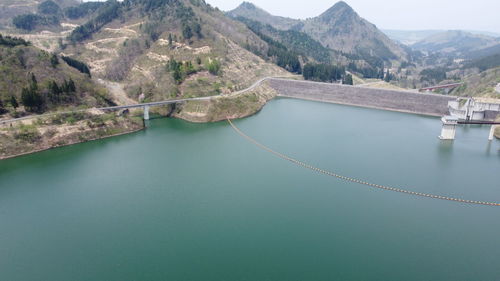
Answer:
xmin=0 ymin=127 xmax=145 ymax=161
xmin=2 ymin=78 xmax=497 ymax=161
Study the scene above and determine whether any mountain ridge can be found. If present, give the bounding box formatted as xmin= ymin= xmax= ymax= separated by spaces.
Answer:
xmin=228 ymin=1 xmax=408 ymax=63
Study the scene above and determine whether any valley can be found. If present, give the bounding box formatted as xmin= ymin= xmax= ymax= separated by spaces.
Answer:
xmin=0 ymin=1 xmax=499 ymax=280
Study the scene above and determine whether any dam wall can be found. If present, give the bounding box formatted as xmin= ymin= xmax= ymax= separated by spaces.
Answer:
xmin=269 ymin=79 xmax=455 ymax=117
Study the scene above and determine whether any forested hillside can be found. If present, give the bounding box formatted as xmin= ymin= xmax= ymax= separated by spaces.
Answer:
xmin=228 ymin=1 xmax=408 ymax=76
xmin=0 ymin=34 xmax=112 ymax=117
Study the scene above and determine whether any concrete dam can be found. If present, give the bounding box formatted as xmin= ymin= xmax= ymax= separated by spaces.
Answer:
xmin=268 ymin=78 xmax=455 ymax=117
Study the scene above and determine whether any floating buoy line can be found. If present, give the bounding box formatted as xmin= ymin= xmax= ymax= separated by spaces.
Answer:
xmin=227 ymin=119 xmax=500 ymax=207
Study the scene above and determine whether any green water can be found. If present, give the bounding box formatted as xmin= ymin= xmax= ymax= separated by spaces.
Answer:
xmin=1 ymin=98 xmax=499 ymax=281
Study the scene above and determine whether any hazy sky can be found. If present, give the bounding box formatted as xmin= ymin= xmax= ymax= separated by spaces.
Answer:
xmin=205 ymin=0 xmax=500 ymax=33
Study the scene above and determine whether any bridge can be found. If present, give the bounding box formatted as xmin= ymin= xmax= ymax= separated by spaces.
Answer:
xmin=0 ymin=76 xmax=282 ymax=126
xmin=419 ymin=83 xmax=463 ymax=92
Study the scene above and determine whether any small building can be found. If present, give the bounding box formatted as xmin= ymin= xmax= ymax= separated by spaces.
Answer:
xmin=448 ymin=97 xmax=500 ymax=121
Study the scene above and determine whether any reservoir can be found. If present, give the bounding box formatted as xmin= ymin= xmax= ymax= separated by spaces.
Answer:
xmin=1 ymin=98 xmax=499 ymax=281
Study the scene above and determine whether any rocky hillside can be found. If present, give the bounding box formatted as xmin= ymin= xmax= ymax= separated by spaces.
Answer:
xmin=298 ymin=2 xmax=406 ymax=61
xmin=59 ymin=0 xmax=288 ymax=104
xmin=228 ymin=1 xmax=408 ymax=63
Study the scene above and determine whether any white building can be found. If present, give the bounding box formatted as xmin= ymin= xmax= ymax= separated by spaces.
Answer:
xmin=448 ymin=98 xmax=500 ymax=121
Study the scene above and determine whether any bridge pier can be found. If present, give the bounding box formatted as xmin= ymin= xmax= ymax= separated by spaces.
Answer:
xmin=489 ymin=125 xmax=497 ymax=141
xmin=439 ymin=116 xmax=458 ymax=140
xmin=144 ymin=106 xmax=150 ymax=120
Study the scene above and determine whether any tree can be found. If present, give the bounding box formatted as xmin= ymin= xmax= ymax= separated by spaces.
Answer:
xmin=208 ymin=59 xmax=221 ymax=76
xmin=30 ymin=73 xmax=38 ymax=91
xmin=384 ymin=70 xmax=391 ymax=82
xmin=303 ymin=63 xmax=345 ymax=82
xmin=48 ymin=80 xmax=62 ymax=103
xmin=343 ymin=74 xmax=353 ymax=85
xmin=182 ymin=25 xmax=193 ymax=40
xmin=196 ymin=57 xmax=202 ymax=65
xmin=168 ymin=33 xmax=173 ymax=46
xmin=50 ymin=54 xmax=59 ymax=68
xmin=10 ymin=95 xmax=19 ymax=109
xmin=21 ymin=86 xmax=44 ymax=112
xmin=13 ymin=14 xmax=43 ymax=31
xmin=38 ymin=0 xmax=62 ymax=16
xmin=67 ymin=78 xmax=76 ymax=92
xmin=61 ymin=56 xmax=91 ymax=77
xmin=0 ymin=100 xmax=7 ymax=115
xmin=193 ymin=23 xmax=202 ymax=38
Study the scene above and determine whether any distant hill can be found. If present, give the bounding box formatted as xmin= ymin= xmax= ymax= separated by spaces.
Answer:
xmin=0 ymin=0 xmax=78 ymax=29
xmin=228 ymin=1 xmax=407 ymax=63
xmin=384 ymin=29 xmax=500 ymax=45
xmin=412 ymin=30 xmax=500 ymax=56
xmin=226 ymin=2 xmax=298 ymax=30
xmin=383 ymin=30 xmax=443 ymax=45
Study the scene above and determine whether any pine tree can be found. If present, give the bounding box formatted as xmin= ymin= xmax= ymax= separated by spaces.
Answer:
xmin=21 ymin=85 xmax=44 ymax=112
xmin=30 ymin=73 xmax=38 ymax=91
xmin=182 ymin=25 xmax=193 ymax=40
xmin=48 ymin=80 xmax=62 ymax=104
xmin=384 ymin=70 xmax=391 ymax=82
xmin=343 ymin=74 xmax=353 ymax=85
xmin=68 ymin=78 xmax=76 ymax=92
xmin=193 ymin=23 xmax=202 ymax=38
xmin=0 ymin=99 xmax=6 ymax=114
xmin=168 ymin=33 xmax=173 ymax=46
xmin=50 ymin=54 xmax=59 ymax=68
xmin=10 ymin=95 xmax=19 ymax=109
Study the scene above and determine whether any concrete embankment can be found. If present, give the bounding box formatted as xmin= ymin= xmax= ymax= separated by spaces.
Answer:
xmin=269 ymin=79 xmax=455 ymax=117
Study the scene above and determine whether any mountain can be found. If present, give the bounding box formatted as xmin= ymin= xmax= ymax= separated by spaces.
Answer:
xmin=229 ymin=1 xmax=408 ymax=64
xmin=384 ymin=29 xmax=500 ymax=45
xmin=383 ymin=30 xmax=443 ymax=45
xmin=297 ymin=2 xmax=406 ymax=61
xmin=226 ymin=2 xmax=299 ymax=30
xmin=412 ymin=30 xmax=500 ymax=56
xmin=60 ymin=0 xmax=287 ymax=102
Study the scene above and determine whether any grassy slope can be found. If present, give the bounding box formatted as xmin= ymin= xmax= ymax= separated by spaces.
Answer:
xmin=64 ymin=0 xmax=288 ymax=104
xmin=0 ymin=111 xmax=143 ymax=159
xmin=451 ymin=67 xmax=500 ymax=98
xmin=174 ymin=81 xmax=278 ymax=122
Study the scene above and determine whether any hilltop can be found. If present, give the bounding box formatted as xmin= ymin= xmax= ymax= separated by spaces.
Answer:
xmin=228 ymin=1 xmax=407 ymax=63
xmin=226 ymin=2 xmax=299 ymax=30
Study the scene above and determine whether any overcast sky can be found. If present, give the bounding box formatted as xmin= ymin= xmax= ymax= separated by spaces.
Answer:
xmin=205 ymin=0 xmax=500 ymax=33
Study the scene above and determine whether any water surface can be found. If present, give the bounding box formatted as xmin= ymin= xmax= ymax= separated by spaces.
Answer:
xmin=1 ymin=98 xmax=499 ymax=281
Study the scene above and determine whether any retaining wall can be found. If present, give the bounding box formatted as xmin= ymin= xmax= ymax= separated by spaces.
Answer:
xmin=269 ymin=79 xmax=455 ymax=117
